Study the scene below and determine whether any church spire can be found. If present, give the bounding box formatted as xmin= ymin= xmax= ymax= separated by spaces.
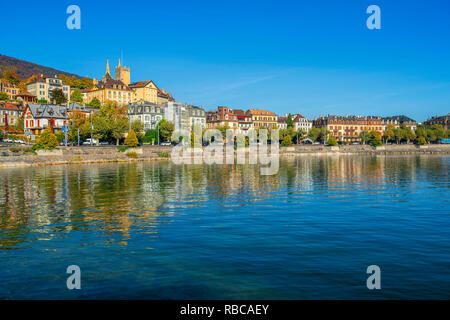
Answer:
xmin=106 ymin=59 xmax=111 ymax=76
xmin=118 ymin=58 xmax=121 ymax=67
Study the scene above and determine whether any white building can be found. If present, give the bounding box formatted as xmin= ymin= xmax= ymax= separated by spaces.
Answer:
xmin=127 ymin=102 xmax=164 ymax=131
xmin=293 ymin=114 xmax=312 ymax=132
xmin=27 ymin=75 xmax=70 ymax=103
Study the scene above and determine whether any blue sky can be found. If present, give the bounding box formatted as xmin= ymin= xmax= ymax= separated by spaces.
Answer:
xmin=1 ymin=0 xmax=449 ymax=121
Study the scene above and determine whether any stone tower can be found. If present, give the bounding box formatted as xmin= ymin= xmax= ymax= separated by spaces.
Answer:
xmin=102 ymin=59 xmax=112 ymax=82
xmin=115 ymin=59 xmax=130 ymax=86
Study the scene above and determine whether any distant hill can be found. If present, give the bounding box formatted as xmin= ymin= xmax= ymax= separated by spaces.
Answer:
xmin=0 ymin=54 xmax=85 ymax=80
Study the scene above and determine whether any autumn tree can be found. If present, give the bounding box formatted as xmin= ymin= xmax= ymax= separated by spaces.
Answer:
xmin=70 ymin=89 xmax=83 ymax=104
xmin=125 ymin=129 xmax=139 ymax=147
xmin=1 ymin=66 xmax=21 ymax=86
xmin=51 ymin=88 xmax=67 ymax=105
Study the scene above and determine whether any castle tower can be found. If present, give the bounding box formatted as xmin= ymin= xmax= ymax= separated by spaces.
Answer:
xmin=115 ymin=59 xmax=130 ymax=86
xmin=102 ymin=59 xmax=112 ymax=82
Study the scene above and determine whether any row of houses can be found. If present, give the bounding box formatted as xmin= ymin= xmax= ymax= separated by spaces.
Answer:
xmin=1 ymin=59 xmax=448 ymax=143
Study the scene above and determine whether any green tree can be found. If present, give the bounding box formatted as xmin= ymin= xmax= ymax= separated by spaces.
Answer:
xmin=158 ymin=119 xmax=175 ymax=142
xmin=295 ymin=128 xmax=307 ymax=144
xmin=70 ymin=89 xmax=83 ymax=104
xmin=327 ymin=135 xmax=338 ymax=146
xmin=55 ymin=131 xmax=64 ymax=143
xmin=308 ymin=127 xmax=321 ymax=142
xmin=87 ymin=97 xmax=101 ymax=108
xmin=51 ymin=88 xmax=67 ymax=105
xmin=393 ymin=128 xmax=404 ymax=144
xmin=427 ymin=124 xmax=445 ymax=143
xmin=37 ymin=99 xmax=48 ymax=104
xmin=111 ymin=117 xmax=128 ymax=145
xmin=401 ymin=126 xmax=415 ymax=144
xmin=287 ymin=114 xmax=294 ymax=129
xmin=131 ymin=120 xmax=144 ymax=141
xmin=417 ymin=136 xmax=427 ymax=145
xmin=359 ymin=130 xmax=370 ymax=144
xmin=34 ymin=127 xmax=58 ymax=150
xmin=143 ymin=129 xmax=158 ymax=144
xmin=0 ymin=92 xmax=9 ymax=101
xmin=281 ymin=135 xmax=292 ymax=147
xmin=125 ymin=129 xmax=139 ymax=147
xmin=383 ymin=127 xmax=394 ymax=143
xmin=369 ymin=130 xmax=382 ymax=147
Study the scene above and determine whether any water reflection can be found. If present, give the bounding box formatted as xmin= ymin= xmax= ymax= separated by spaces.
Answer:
xmin=0 ymin=155 xmax=448 ymax=250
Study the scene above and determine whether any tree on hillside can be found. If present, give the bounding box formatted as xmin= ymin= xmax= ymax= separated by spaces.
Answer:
xmin=51 ymin=88 xmax=67 ymax=105
xmin=1 ymin=66 xmax=21 ymax=86
xmin=70 ymin=89 xmax=83 ymax=104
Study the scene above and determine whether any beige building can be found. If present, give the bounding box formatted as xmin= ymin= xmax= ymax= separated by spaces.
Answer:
xmin=313 ymin=115 xmax=384 ymax=143
xmin=129 ymin=80 xmax=175 ymax=105
xmin=27 ymin=75 xmax=70 ymax=103
xmin=84 ymin=60 xmax=134 ymax=106
xmin=247 ymin=109 xmax=278 ymax=128
xmin=0 ymin=80 xmax=20 ymax=101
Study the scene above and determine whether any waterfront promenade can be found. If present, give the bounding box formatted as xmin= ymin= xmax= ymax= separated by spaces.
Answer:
xmin=1 ymin=144 xmax=449 ymax=168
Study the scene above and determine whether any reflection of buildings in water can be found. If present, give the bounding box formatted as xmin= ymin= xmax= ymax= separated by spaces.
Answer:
xmin=0 ymin=156 xmax=446 ymax=249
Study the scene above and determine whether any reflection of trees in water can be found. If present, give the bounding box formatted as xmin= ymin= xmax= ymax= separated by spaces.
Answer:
xmin=0 ymin=155 xmax=448 ymax=248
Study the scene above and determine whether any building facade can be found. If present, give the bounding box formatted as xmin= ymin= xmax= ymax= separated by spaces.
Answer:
xmin=313 ymin=115 xmax=384 ymax=143
xmin=424 ymin=113 xmax=449 ymax=130
xmin=23 ymin=104 xmax=70 ymax=136
xmin=293 ymin=114 xmax=312 ymax=132
xmin=27 ymin=75 xmax=70 ymax=103
xmin=231 ymin=109 xmax=252 ymax=133
xmin=0 ymin=102 xmax=24 ymax=127
xmin=246 ymin=109 xmax=278 ymax=128
xmin=164 ymin=102 xmax=190 ymax=132
xmin=382 ymin=115 xmax=417 ymax=131
xmin=186 ymin=105 xmax=206 ymax=129
xmin=84 ymin=60 xmax=134 ymax=106
xmin=127 ymin=102 xmax=164 ymax=130
xmin=277 ymin=116 xmax=287 ymax=129
xmin=206 ymin=106 xmax=238 ymax=131
xmin=0 ymin=80 xmax=20 ymax=101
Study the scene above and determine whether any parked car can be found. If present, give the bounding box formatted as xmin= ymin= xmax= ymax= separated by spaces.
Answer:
xmin=160 ymin=142 xmax=171 ymax=146
xmin=99 ymin=141 xmax=109 ymax=145
xmin=83 ymin=138 xmax=98 ymax=145
xmin=17 ymin=140 xmax=26 ymax=144
xmin=59 ymin=142 xmax=72 ymax=146
xmin=3 ymin=138 xmax=13 ymax=143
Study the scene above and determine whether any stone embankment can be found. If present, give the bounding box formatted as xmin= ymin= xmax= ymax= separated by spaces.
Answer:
xmin=0 ymin=144 xmax=449 ymax=168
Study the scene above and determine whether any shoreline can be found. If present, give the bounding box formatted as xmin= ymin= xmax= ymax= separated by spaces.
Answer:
xmin=0 ymin=144 xmax=449 ymax=168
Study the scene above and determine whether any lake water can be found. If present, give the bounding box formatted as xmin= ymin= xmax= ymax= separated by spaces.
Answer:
xmin=0 ymin=155 xmax=449 ymax=299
